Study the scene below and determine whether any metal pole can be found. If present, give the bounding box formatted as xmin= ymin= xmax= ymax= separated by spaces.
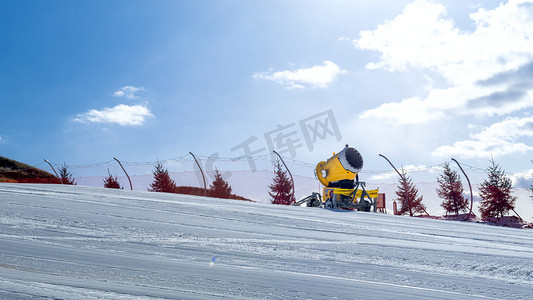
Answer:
xmin=189 ymin=152 xmax=207 ymax=196
xmin=44 ymin=159 xmax=63 ymax=184
xmin=113 ymin=157 xmax=133 ymax=191
xmin=379 ymin=154 xmax=410 ymax=216
xmin=451 ymin=158 xmax=474 ymax=221
xmin=511 ymin=208 xmax=523 ymax=221
xmin=272 ymin=150 xmax=295 ymax=203
xmin=379 ymin=154 xmax=402 ymax=178
xmin=379 ymin=154 xmax=420 ymax=216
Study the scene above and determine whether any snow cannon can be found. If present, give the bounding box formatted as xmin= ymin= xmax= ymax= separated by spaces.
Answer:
xmin=294 ymin=145 xmax=379 ymax=211
xmin=315 ymin=146 xmax=363 ymax=188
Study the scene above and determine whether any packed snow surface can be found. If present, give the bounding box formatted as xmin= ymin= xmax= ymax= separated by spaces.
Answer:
xmin=0 ymin=183 xmax=532 ymax=299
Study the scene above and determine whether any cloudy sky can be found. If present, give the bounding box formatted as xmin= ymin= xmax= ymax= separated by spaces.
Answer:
xmin=1 ymin=0 xmax=532 ymax=179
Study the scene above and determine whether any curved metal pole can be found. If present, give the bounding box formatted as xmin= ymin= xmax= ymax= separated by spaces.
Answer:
xmin=379 ymin=154 xmax=430 ymax=216
xmin=44 ymin=159 xmax=63 ymax=184
xmin=511 ymin=208 xmax=523 ymax=221
xmin=272 ymin=151 xmax=295 ymax=202
xmin=378 ymin=154 xmax=402 ymax=177
xmin=113 ymin=157 xmax=133 ymax=191
xmin=189 ymin=152 xmax=207 ymax=196
xmin=451 ymin=158 xmax=474 ymax=221
xmin=379 ymin=154 xmax=411 ymax=216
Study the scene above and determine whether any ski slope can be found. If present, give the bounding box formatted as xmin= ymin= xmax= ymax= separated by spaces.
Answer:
xmin=0 ymin=183 xmax=532 ymax=299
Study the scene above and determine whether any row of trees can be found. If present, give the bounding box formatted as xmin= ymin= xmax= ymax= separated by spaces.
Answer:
xmin=143 ymin=160 xmax=295 ymax=203
xmin=267 ymin=157 xmax=531 ymax=220
xmin=100 ymin=162 xmax=234 ymax=198
xmin=267 ymin=156 xmax=529 ymax=221
xmin=60 ymin=159 xmax=295 ymax=204
xmin=57 ymin=159 xmax=296 ymax=205
xmin=72 ymin=157 xmax=531 ymax=220
xmin=147 ymin=162 xmax=233 ymax=198
xmin=56 ymin=163 xmax=115 ymax=188
xmin=397 ymin=159 xmax=524 ymax=219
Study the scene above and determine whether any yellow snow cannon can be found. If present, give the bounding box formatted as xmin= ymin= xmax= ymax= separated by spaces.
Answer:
xmin=294 ymin=145 xmax=379 ymax=211
xmin=315 ymin=146 xmax=362 ymax=187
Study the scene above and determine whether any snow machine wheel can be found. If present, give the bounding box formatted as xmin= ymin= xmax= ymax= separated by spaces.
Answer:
xmin=359 ymin=201 xmax=371 ymax=212
xmin=325 ymin=199 xmax=334 ymax=209
xmin=307 ymin=197 xmax=321 ymax=207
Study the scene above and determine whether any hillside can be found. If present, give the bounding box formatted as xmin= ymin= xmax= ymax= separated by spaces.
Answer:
xmin=175 ymin=185 xmax=253 ymax=201
xmin=0 ymin=183 xmax=531 ymax=299
xmin=0 ymin=156 xmax=58 ymax=183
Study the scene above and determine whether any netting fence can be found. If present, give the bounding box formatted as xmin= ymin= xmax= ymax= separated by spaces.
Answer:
xmin=4 ymin=154 xmax=533 ymax=220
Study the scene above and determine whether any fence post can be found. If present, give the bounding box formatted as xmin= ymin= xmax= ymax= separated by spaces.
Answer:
xmin=272 ymin=150 xmax=295 ymax=204
xmin=451 ymin=158 xmax=475 ymax=220
xmin=379 ymin=154 xmax=429 ymax=216
xmin=44 ymin=159 xmax=63 ymax=184
xmin=189 ymin=152 xmax=207 ymax=196
xmin=379 ymin=154 xmax=410 ymax=216
xmin=113 ymin=157 xmax=133 ymax=191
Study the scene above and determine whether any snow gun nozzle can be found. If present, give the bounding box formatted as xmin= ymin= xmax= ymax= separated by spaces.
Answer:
xmin=338 ymin=146 xmax=363 ymax=174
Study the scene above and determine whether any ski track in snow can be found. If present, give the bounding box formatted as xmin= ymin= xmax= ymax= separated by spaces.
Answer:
xmin=0 ymin=183 xmax=532 ymax=299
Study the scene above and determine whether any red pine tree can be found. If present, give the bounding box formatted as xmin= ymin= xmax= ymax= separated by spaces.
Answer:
xmin=530 ymin=161 xmax=532 ymax=202
xmin=269 ymin=160 xmax=295 ymax=205
xmin=59 ymin=164 xmax=76 ymax=185
xmin=148 ymin=162 xmax=177 ymax=193
xmin=209 ymin=169 xmax=233 ymax=199
xmin=103 ymin=172 xmax=122 ymax=189
xmin=396 ymin=170 xmax=426 ymax=216
xmin=478 ymin=159 xmax=516 ymax=219
xmin=436 ymin=162 xmax=468 ymax=217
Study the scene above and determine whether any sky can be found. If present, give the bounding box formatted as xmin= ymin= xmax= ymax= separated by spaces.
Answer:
xmin=1 ymin=0 xmax=533 ymax=184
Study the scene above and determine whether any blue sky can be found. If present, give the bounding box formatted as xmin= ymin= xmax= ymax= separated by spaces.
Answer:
xmin=1 ymin=0 xmax=533 ymax=182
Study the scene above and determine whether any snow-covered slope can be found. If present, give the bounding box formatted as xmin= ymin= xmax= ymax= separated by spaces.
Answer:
xmin=0 ymin=183 xmax=532 ymax=299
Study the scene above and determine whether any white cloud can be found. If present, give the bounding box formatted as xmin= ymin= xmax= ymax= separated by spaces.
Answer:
xmin=355 ymin=0 xmax=460 ymax=74
xmin=433 ymin=139 xmax=533 ymax=159
xmin=356 ymin=0 xmax=533 ymax=124
xmin=360 ymin=96 xmax=446 ymax=124
xmin=432 ymin=117 xmax=533 ymax=159
xmin=472 ymin=116 xmax=533 ymax=141
xmin=510 ymin=168 xmax=533 ymax=188
xmin=253 ymin=61 xmax=347 ymax=89
xmin=0 ymin=135 xmax=5 ymax=143
xmin=113 ymin=86 xmax=145 ymax=99
xmin=74 ymin=104 xmax=154 ymax=126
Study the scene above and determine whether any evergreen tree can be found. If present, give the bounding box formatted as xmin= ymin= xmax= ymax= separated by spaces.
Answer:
xmin=103 ymin=172 xmax=122 ymax=189
xmin=59 ymin=163 xmax=76 ymax=185
xmin=269 ymin=160 xmax=295 ymax=205
xmin=209 ymin=169 xmax=233 ymax=199
xmin=436 ymin=162 xmax=468 ymax=217
xmin=530 ymin=161 xmax=533 ymax=202
xmin=148 ymin=162 xmax=177 ymax=193
xmin=478 ymin=159 xmax=516 ymax=219
xmin=531 ymin=178 xmax=533 ymax=201
xmin=396 ymin=170 xmax=426 ymax=216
